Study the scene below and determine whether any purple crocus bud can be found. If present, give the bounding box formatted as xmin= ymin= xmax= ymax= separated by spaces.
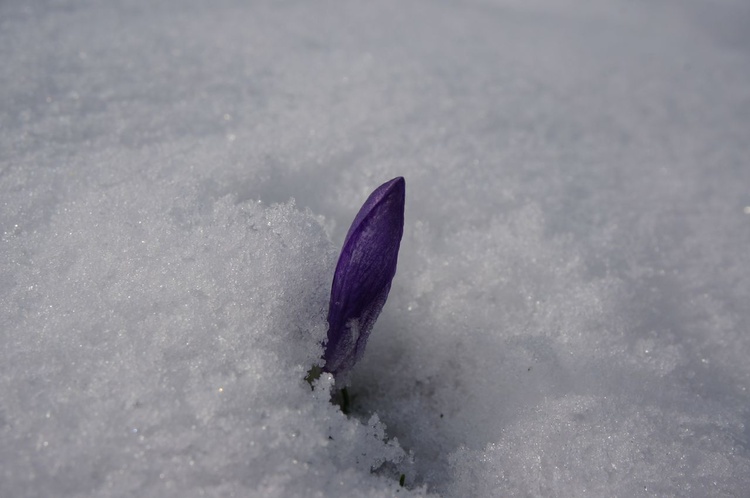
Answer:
xmin=323 ymin=177 xmax=405 ymax=378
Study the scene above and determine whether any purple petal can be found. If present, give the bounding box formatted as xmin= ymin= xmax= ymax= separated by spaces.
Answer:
xmin=323 ymin=177 xmax=405 ymax=377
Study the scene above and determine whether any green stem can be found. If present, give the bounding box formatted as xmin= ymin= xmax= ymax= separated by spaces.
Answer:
xmin=305 ymin=365 xmax=322 ymax=388
xmin=340 ymin=387 xmax=350 ymax=415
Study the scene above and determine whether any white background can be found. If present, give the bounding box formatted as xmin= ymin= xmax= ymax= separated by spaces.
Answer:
xmin=2 ymin=0 xmax=749 ymax=496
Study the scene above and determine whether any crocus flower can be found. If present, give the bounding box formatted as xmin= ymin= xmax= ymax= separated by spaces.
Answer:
xmin=323 ymin=177 xmax=405 ymax=378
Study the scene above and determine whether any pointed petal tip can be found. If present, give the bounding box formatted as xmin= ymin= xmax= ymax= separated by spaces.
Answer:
xmin=371 ymin=176 xmax=405 ymax=201
xmin=385 ymin=176 xmax=405 ymax=192
xmin=370 ymin=176 xmax=405 ymax=210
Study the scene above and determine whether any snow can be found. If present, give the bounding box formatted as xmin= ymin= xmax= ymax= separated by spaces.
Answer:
xmin=2 ymin=0 xmax=749 ymax=496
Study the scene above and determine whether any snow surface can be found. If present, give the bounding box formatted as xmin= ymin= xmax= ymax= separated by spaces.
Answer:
xmin=2 ymin=0 xmax=750 ymax=496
